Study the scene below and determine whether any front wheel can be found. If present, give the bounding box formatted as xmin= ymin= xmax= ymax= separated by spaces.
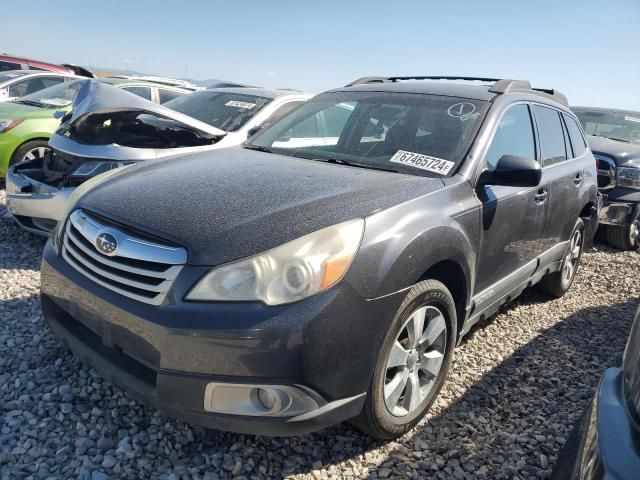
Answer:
xmin=539 ymin=219 xmax=584 ymax=298
xmin=10 ymin=140 xmax=51 ymax=167
xmin=352 ymin=279 xmax=457 ymax=439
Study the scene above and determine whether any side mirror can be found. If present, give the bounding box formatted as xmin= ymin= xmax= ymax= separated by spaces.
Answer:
xmin=247 ymin=123 xmax=269 ymax=137
xmin=478 ymin=155 xmax=541 ymax=188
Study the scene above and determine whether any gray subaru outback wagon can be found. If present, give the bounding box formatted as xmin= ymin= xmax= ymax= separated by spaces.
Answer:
xmin=40 ymin=76 xmax=598 ymax=439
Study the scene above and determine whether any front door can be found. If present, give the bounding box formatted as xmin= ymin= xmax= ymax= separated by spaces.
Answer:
xmin=474 ymin=103 xmax=548 ymax=303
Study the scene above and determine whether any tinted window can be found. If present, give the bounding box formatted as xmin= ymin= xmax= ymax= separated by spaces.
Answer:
xmin=250 ymin=92 xmax=490 ymax=178
xmin=8 ymin=76 xmax=65 ymax=98
xmin=563 ymin=114 xmax=588 ymax=156
xmin=164 ymin=91 xmax=272 ymax=132
xmin=485 ymin=104 xmax=535 ymax=170
xmin=0 ymin=61 xmax=20 ymax=72
xmin=533 ymin=105 xmax=567 ymax=166
xmin=122 ymin=86 xmax=152 ymax=101
xmin=158 ymin=89 xmax=184 ymax=104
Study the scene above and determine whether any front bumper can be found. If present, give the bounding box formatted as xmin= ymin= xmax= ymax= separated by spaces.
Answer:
xmin=5 ymin=165 xmax=74 ymax=235
xmin=565 ymin=368 xmax=640 ymax=479
xmin=598 ymin=189 xmax=640 ymax=227
xmin=41 ymin=240 xmax=405 ymax=435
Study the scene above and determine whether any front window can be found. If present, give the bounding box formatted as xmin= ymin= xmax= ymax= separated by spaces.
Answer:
xmin=12 ymin=79 xmax=82 ymax=108
xmin=247 ymin=92 xmax=489 ymax=177
xmin=164 ymin=91 xmax=273 ymax=132
xmin=575 ymin=108 xmax=640 ymax=144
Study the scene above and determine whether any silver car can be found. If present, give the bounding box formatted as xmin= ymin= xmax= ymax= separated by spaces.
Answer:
xmin=6 ymin=80 xmax=311 ymax=235
xmin=0 ymin=70 xmax=79 ymax=102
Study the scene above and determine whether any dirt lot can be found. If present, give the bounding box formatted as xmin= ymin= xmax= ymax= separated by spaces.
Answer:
xmin=1 ymin=188 xmax=639 ymax=480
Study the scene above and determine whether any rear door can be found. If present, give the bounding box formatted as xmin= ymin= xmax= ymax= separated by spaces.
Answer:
xmin=532 ymin=105 xmax=584 ymax=256
xmin=474 ymin=103 xmax=548 ymax=298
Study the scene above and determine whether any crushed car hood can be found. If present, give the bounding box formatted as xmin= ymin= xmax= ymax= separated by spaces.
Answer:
xmin=69 ymin=80 xmax=225 ymax=137
xmin=588 ymin=135 xmax=640 ymax=166
xmin=75 ymin=148 xmax=445 ymax=266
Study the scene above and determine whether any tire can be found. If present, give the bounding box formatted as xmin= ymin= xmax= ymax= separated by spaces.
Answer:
xmin=539 ymin=218 xmax=585 ymax=298
xmin=606 ymin=220 xmax=639 ymax=251
xmin=352 ymin=279 xmax=457 ymax=439
xmin=10 ymin=140 xmax=51 ymax=167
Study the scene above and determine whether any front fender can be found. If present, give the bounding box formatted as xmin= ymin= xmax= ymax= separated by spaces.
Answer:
xmin=344 ymin=199 xmax=477 ymax=303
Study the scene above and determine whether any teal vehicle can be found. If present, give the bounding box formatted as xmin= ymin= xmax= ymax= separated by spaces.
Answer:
xmin=0 ymin=77 xmax=191 ymax=177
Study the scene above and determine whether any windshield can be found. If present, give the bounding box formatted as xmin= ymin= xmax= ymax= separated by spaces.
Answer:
xmin=15 ymin=79 xmax=82 ymax=108
xmin=164 ymin=91 xmax=272 ymax=132
xmin=574 ymin=108 xmax=640 ymax=144
xmin=247 ymin=91 xmax=489 ymax=177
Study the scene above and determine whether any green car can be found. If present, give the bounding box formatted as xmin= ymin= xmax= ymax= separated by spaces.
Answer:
xmin=0 ymin=77 xmax=192 ymax=177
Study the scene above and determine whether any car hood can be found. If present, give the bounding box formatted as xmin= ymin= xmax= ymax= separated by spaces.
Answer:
xmin=75 ymin=148 xmax=445 ymax=266
xmin=0 ymin=101 xmax=69 ymax=121
xmin=68 ymin=80 xmax=226 ymax=137
xmin=588 ymin=135 xmax=640 ymax=165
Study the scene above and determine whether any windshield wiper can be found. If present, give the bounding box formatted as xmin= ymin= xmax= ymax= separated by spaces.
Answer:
xmin=243 ymin=144 xmax=274 ymax=154
xmin=12 ymin=100 xmax=46 ymax=108
xmin=320 ymin=157 xmax=398 ymax=173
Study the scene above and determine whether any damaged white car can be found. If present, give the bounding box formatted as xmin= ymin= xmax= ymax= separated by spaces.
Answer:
xmin=6 ymin=80 xmax=311 ymax=234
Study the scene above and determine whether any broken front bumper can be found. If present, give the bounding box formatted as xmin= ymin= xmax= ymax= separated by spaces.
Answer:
xmin=598 ymin=189 xmax=640 ymax=227
xmin=5 ymin=166 xmax=74 ymax=236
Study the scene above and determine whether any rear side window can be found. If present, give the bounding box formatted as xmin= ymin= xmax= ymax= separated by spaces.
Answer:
xmin=0 ymin=61 xmax=20 ymax=72
xmin=533 ymin=105 xmax=567 ymax=166
xmin=563 ymin=114 xmax=588 ymax=157
xmin=122 ymin=86 xmax=152 ymax=101
xmin=158 ymin=89 xmax=184 ymax=104
xmin=485 ymin=104 xmax=536 ymax=170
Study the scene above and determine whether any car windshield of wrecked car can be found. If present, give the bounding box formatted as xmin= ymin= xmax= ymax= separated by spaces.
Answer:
xmin=246 ymin=91 xmax=490 ymax=177
xmin=575 ymin=109 xmax=640 ymax=144
xmin=13 ymin=79 xmax=82 ymax=108
xmin=163 ymin=91 xmax=272 ymax=132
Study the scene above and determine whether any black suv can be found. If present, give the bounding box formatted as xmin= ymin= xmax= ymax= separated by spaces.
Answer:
xmin=573 ymin=107 xmax=640 ymax=250
xmin=41 ymin=76 xmax=598 ymax=439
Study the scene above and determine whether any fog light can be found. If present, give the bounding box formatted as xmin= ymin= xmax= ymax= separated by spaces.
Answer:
xmin=257 ymin=388 xmax=278 ymax=410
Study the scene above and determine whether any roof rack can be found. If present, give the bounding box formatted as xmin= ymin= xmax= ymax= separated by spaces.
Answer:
xmin=345 ymin=76 xmax=568 ymax=106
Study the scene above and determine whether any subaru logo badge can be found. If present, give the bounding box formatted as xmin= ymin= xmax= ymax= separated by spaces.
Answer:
xmin=95 ymin=232 xmax=118 ymax=256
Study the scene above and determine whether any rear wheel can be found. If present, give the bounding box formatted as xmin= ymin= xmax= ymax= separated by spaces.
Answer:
xmin=606 ymin=218 xmax=639 ymax=251
xmin=539 ymin=219 xmax=584 ymax=298
xmin=352 ymin=280 xmax=456 ymax=439
xmin=10 ymin=140 xmax=51 ymax=167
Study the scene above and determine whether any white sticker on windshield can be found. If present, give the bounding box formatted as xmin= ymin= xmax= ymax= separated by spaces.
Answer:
xmin=625 ymin=115 xmax=640 ymax=124
xmin=447 ymin=102 xmax=476 ymax=119
xmin=390 ymin=150 xmax=455 ymax=175
xmin=225 ymin=100 xmax=256 ymax=109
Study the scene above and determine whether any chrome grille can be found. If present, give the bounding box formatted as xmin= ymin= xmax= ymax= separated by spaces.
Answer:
xmin=595 ymin=154 xmax=616 ymax=190
xmin=62 ymin=209 xmax=187 ymax=305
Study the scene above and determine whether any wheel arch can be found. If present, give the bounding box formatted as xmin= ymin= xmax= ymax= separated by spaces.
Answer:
xmin=9 ymin=136 xmax=51 ymax=163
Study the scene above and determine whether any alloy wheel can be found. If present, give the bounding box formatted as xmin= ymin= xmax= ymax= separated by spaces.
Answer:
xmin=383 ymin=305 xmax=447 ymax=417
xmin=21 ymin=146 xmax=51 ymax=163
xmin=562 ymin=229 xmax=583 ymax=287
xmin=631 ymin=220 xmax=639 ymax=248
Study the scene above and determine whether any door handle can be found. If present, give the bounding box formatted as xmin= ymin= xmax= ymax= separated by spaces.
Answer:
xmin=573 ymin=173 xmax=583 ymax=186
xmin=535 ymin=188 xmax=548 ymax=203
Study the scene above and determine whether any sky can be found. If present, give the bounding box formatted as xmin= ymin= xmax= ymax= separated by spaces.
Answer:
xmin=2 ymin=0 xmax=639 ymax=110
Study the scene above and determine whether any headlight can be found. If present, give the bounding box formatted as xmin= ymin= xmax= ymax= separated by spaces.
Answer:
xmin=186 ymin=219 xmax=365 ymax=305
xmin=617 ymin=166 xmax=640 ymax=190
xmin=0 ymin=119 xmax=22 ymax=133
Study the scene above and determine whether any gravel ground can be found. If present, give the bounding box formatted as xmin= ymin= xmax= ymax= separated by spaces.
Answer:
xmin=1 ymin=187 xmax=639 ymax=480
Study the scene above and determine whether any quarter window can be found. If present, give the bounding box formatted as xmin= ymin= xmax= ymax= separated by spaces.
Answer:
xmin=485 ymin=104 xmax=536 ymax=170
xmin=533 ymin=105 xmax=567 ymax=166
xmin=563 ymin=114 xmax=588 ymax=157
xmin=122 ymin=86 xmax=152 ymax=101
xmin=158 ymin=89 xmax=184 ymax=104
